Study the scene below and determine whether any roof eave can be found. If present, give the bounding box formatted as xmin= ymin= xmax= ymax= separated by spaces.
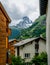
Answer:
xmin=0 ymin=2 xmax=11 ymax=23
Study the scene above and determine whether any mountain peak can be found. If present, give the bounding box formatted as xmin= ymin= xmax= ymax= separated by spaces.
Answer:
xmin=16 ymin=16 xmax=33 ymax=29
xmin=23 ymin=16 xmax=29 ymax=20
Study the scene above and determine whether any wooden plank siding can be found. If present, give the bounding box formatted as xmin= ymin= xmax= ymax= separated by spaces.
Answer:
xmin=0 ymin=2 xmax=11 ymax=65
xmin=8 ymin=40 xmax=19 ymax=64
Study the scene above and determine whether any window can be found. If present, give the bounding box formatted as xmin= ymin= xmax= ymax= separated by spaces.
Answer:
xmin=24 ymin=53 xmax=30 ymax=58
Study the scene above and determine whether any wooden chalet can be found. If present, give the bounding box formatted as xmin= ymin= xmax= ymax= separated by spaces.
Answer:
xmin=0 ymin=2 xmax=11 ymax=65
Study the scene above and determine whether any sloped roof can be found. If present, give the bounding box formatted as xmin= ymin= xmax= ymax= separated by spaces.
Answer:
xmin=14 ymin=37 xmax=46 ymax=47
xmin=0 ymin=2 xmax=11 ymax=22
xmin=9 ymin=39 xmax=17 ymax=42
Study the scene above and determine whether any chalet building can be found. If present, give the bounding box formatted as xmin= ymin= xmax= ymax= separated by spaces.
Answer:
xmin=8 ymin=39 xmax=19 ymax=64
xmin=0 ymin=2 xmax=11 ymax=65
xmin=14 ymin=37 xmax=46 ymax=63
xmin=8 ymin=39 xmax=19 ymax=55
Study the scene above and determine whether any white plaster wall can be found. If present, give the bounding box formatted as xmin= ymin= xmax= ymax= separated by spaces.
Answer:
xmin=39 ymin=39 xmax=46 ymax=53
xmin=19 ymin=41 xmax=35 ymax=62
xmin=46 ymin=0 xmax=50 ymax=65
xmin=20 ymin=46 xmax=24 ymax=58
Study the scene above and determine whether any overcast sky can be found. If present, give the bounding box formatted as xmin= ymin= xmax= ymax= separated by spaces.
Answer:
xmin=0 ymin=0 xmax=40 ymax=26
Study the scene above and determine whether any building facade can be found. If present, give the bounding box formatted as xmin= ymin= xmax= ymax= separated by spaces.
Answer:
xmin=0 ymin=2 xmax=11 ymax=65
xmin=46 ymin=0 xmax=50 ymax=65
xmin=8 ymin=39 xmax=19 ymax=64
xmin=14 ymin=37 xmax=46 ymax=63
xmin=8 ymin=39 xmax=19 ymax=55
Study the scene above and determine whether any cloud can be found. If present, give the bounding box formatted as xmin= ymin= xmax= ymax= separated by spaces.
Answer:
xmin=7 ymin=5 xmax=23 ymax=20
xmin=0 ymin=0 xmax=40 ymax=26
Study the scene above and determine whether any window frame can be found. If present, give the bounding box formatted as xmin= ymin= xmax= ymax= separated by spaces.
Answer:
xmin=24 ymin=53 xmax=30 ymax=58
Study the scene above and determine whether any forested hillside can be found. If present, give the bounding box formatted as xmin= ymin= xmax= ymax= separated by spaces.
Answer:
xmin=9 ymin=15 xmax=46 ymax=40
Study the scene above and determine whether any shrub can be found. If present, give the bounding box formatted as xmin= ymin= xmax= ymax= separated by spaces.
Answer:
xmin=10 ymin=55 xmax=25 ymax=65
xmin=31 ymin=52 xmax=47 ymax=65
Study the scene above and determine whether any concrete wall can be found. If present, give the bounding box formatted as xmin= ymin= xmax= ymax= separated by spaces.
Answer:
xmin=46 ymin=0 xmax=50 ymax=65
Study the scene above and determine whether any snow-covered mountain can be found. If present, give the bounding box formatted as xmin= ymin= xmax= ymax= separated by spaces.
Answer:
xmin=9 ymin=16 xmax=33 ymax=29
xmin=16 ymin=16 xmax=33 ymax=29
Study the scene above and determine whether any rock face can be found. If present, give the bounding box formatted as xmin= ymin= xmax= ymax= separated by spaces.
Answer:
xmin=16 ymin=16 xmax=32 ymax=29
xmin=9 ymin=16 xmax=33 ymax=40
xmin=0 ymin=2 xmax=11 ymax=65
